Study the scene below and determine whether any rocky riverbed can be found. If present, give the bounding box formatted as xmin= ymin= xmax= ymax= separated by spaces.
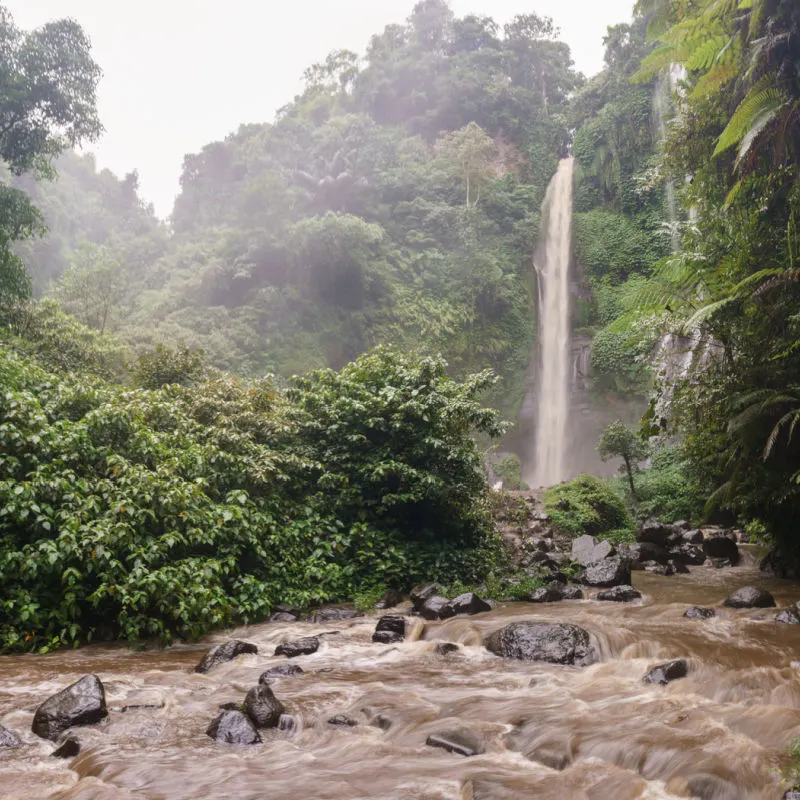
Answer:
xmin=2 ymin=548 xmax=800 ymax=799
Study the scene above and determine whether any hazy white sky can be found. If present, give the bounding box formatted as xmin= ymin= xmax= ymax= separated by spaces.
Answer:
xmin=12 ymin=0 xmax=634 ymax=217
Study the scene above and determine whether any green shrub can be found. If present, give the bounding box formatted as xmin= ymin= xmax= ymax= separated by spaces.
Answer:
xmin=544 ymin=474 xmax=634 ymax=538
xmin=632 ymin=445 xmax=704 ymax=523
xmin=0 ymin=344 xmax=505 ymax=652
xmin=131 ymin=342 xmax=206 ymax=389
xmin=493 ymin=454 xmax=529 ymax=491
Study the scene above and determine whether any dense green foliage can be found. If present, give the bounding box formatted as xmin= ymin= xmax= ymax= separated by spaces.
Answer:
xmin=0 ymin=342 xmax=504 ymax=652
xmin=598 ymin=419 xmax=649 ymax=499
xmin=543 ymin=474 xmax=634 ymax=539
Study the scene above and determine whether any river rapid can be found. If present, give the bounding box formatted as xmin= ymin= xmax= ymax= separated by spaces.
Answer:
xmin=2 ymin=551 xmax=800 ymax=800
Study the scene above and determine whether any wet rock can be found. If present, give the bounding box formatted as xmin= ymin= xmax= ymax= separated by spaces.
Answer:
xmin=451 ymin=592 xmax=492 ymax=616
xmin=426 ymin=729 xmax=485 ymax=757
xmin=618 ymin=542 xmax=669 ymax=569
xmin=51 ymin=736 xmax=80 ymax=759
xmin=275 ymin=636 xmax=320 ymax=658
xmin=269 ymin=612 xmax=299 ymax=623
xmin=328 ymin=714 xmax=358 ymax=727
xmin=374 ymin=614 xmax=406 ymax=636
xmin=418 ymin=595 xmax=455 ymax=621
xmin=643 ymin=561 xmax=672 ymax=576
xmin=372 ymin=631 xmax=403 ymax=644
xmin=776 ymin=604 xmax=800 ymax=624
xmin=31 ymin=674 xmax=108 ymax=741
xmin=582 ymin=556 xmax=631 ymax=588
xmin=528 ymin=536 xmax=553 ymax=553
xmin=560 ymin=585 xmax=584 ymax=600
xmin=643 ymin=659 xmax=689 ymax=685
xmin=683 ymin=529 xmax=704 ymax=544
xmin=760 ymin=549 xmax=800 ymax=581
xmin=674 ymin=520 xmax=692 ymax=530
xmin=311 ymin=606 xmax=364 ymax=623
xmin=375 ymin=589 xmax=405 ymax=609
xmin=637 ymin=519 xmax=673 ymax=547
xmin=668 ymin=559 xmax=690 ymax=574
xmin=667 ymin=543 xmax=706 ymax=566
xmin=702 ymin=535 xmax=740 ymax=565
xmin=194 ymin=640 xmax=258 ymax=673
xmin=218 ymin=702 xmax=240 ymax=711
xmin=371 ymin=714 xmax=392 ymax=731
xmin=723 ymin=586 xmax=776 ymax=608
xmin=684 ymin=606 xmax=715 ymax=620
xmin=596 ymin=585 xmax=642 ymax=602
xmin=410 ymin=583 xmax=439 ymax=609
xmin=435 ymin=642 xmax=460 ymax=656
xmin=485 ymin=622 xmax=596 ymax=666
xmin=707 ymin=557 xmax=733 ymax=569
xmin=571 ymin=535 xmax=616 ymax=566
xmin=259 ymin=664 xmax=305 ymax=684
xmin=243 ymin=684 xmax=285 ymax=729
xmin=0 ymin=724 xmax=21 ymax=748
xmin=278 ymin=714 xmax=295 ymax=732
xmin=527 ymin=586 xmax=563 ymax=603
xmin=524 ymin=551 xmax=564 ymax=572
xmin=206 ymin=710 xmax=261 ymax=745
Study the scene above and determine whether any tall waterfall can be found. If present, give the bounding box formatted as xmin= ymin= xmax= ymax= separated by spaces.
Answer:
xmin=531 ymin=157 xmax=575 ymax=487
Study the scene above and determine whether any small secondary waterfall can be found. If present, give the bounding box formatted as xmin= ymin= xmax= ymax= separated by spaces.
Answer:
xmin=531 ymin=157 xmax=575 ymax=487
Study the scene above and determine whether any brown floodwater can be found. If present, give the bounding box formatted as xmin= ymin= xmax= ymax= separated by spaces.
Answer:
xmin=2 ymin=549 xmax=800 ymax=799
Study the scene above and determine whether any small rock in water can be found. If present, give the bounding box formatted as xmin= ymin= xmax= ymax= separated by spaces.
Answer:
xmin=410 ymin=583 xmax=440 ymax=609
xmin=373 ymin=630 xmax=404 ymax=644
xmin=527 ymin=587 xmax=563 ymax=603
xmin=450 ymin=592 xmax=492 ymax=616
xmin=374 ymin=614 xmax=406 ymax=637
xmin=684 ymin=606 xmax=715 ymax=620
xmin=375 ymin=589 xmax=405 ymax=609
xmin=619 ymin=542 xmax=669 ymax=569
xmin=668 ymin=559 xmax=690 ymax=574
xmin=582 ymin=556 xmax=632 ymax=588
xmin=667 ymin=543 xmax=706 ymax=566
xmin=426 ymin=729 xmax=485 ymax=757
xmin=194 ymin=640 xmax=258 ymax=673
xmin=259 ymin=664 xmax=305 ymax=684
xmin=269 ymin=612 xmax=299 ymax=623
xmin=485 ymin=622 xmax=596 ymax=666
xmin=51 ymin=736 xmax=80 ymax=759
xmin=643 ymin=659 xmax=689 ymax=685
xmin=31 ymin=674 xmax=108 ymax=741
xmin=275 ymin=636 xmax=320 ymax=658
xmin=328 ymin=715 xmax=358 ymax=727
xmin=596 ymin=585 xmax=642 ymax=602
xmin=206 ymin=710 xmax=261 ymax=745
xmin=278 ymin=714 xmax=295 ymax=732
xmin=702 ymin=534 xmax=740 ymax=565
xmin=0 ymin=724 xmax=22 ymax=748
xmin=418 ymin=595 xmax=455 ymax=621
xmin=311 ymin=606 xmax=364 ymax=623
xmin=776 ymin=604 xmax=800 ymax=625
xmin=643 ymin=562 xmax=672 ymax=576
xmin=723 ymin=586 xmax=776 ymax=608
xmin=560 ymin=585 xmax=584 ymax=600
xmin=243 ymin=684 xmax=285 ymax=729
xmin=371 ymin=714 xmax=392 ymax=731
xmin=435 ymin=642 xmax=460 ymax=656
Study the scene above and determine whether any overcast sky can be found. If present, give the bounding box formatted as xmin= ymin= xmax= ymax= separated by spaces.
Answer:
xmin=12 ymin=0 xmax=634 ymax=217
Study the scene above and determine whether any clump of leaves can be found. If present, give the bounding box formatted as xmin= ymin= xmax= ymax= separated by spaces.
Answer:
xmin=544 ymin=474 xmax=634 ymax=538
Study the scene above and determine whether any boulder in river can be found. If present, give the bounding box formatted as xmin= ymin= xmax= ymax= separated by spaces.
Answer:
xmin=702 ymin=535 xmax=740 ymax=565
xmin=426 ymin=729 xmax=485 ymax=757
xmin=619 ymin=542 xmax=669 ymax=569
xmin=206 ymin=710 xmax=262 ymax=745
xmin=684 ymin=606 xmax=715 ymax=620
xmin=311 ymin=606 xmax=364 ymax=623
xmin=643 ymin=659 xmax=689 ymax=685
xmin=637 ymin=519 xmax=673 ymax=547
xmin=194 ymin=640 xmax=258 ymax=673
xmin=682 ymin=529 xmax=704 ymax=544
xmin=373 ymin=615 xmax=406 ymax=643
xmin=668 ymin=559 xmax=690 ymax=574
xmin=0 ymin=724 xmax=21 ymax=748
xmin=418 ymin=595 xmax=455 ymax=621
xmin=51 ymin=736 xmax=81 ymax=759
xmin=667 ymin=543 xmax=706 ymax=565
xmin=435 ymin=642 xmax=460 ymax=656
xmin=571 ymin=535 xmax=616 ymax=566
xmin=527 ymin=587 xmax=563 ymax=603
xmin=375 ymin=589 xmax=405 ymax=609
xmin=451 ymin=592 xmax=492 ymax=616
xmin=243 ymin=684 xmax=285 ymax=729
xmin=559 ymin=585 xmax=584 ymax=600
xmin=582 ymin=556 xmax=632 ymax=588
xmin=275 ymin=636 xmax=320 ymax=658
xmin=643 ymin=561 xmax=672 ymax=576
xmin=776 ymin=604 xmax=800 ymax=624
xmin=269 ymin=612 xmax=299 ymax=623
xmin=31 ymin=674 xmax=108 ymax=741
xmin=328 ymin=715 xmax=358 ymax=727
xmin=373 ymin=630 xmax=404 ymax=645
xmin=485 ymin=622 xmax=596 ymax=666
xmin=410 ymin=583 xmax=439 ymax=609
xmin=259 ymin=664 xmax=305 ymax=684
xmin=723 ymin=586 xmax=776 ymax=608
xmin=596 ymin=585 xmax=642 ymax=602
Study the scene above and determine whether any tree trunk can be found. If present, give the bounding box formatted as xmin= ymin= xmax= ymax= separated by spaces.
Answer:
xmin=623 ymin=456 xmax=637 ymax=501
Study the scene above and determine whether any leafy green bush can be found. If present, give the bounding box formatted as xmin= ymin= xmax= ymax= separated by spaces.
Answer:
xmin=492 ymin=453 xmax=529 ymax=491
xmin=0 ymin=344 xmax=504 ymax=652
xmin=544 ymin=474 xmax=634 ymax=538
xmin=131 ymin=342 xmax=207 ymax=389
xmin=632 ymin=445 xmax=704 ymax=523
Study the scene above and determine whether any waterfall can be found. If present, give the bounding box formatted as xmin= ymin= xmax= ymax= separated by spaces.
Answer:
xmin=531 ymin=157 xmax=575 ymax=487
xmin=653 ymin=66 xmax=684 ymax=252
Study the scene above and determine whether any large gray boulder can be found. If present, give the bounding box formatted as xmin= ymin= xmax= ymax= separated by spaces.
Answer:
xmin=485 ymin=622 xmax=596 ymax=666
xmin=571 ymin=535 xmax=616 ymax=566
xmin=451 ymin=592 xmax=491 ymax=616
xmin=410 ymin=583 xmax=439 ymax=608
xmin=275 ymin=636 xmax=320 ymax=658
xmin=311 ymin=606 xmax=364 ymax=623
xmin=776 ymin=604 xmax=800 ymax=625
xmin=418 ymin=595 xmax=455 ymax=621
xmin=243 ymin=684 xmax=285 ymax=729
xmin=31 ymin=675 xmax=108 ymax=741
xmin=596 ymin=585 xmax=642 ymax=602
xmin=723 ymin=586 xmax=776 ymax=608
xmin=667 ymin=543 xmax=706 ymax=565
xmin=582 ymin=556 xmax=631 ymax=587
xmin=643 ymin=659 xmax=688 ymax=685
xmin=637 ymin=519 xmax=674 ymax=547
xmin=194 ymin=640 xmax=258 ymax=673
xmin=426 ymin=729 xmax=485 ymax=757
xmin=373 ymin=614 xmax=406 ymax=643
xmin=206 ymin=710 xmax=261 ymax=745
xmin=702 ymin=535 xmax=740 ymax=565
xmin=618 ymin=542 xmax=669 ymax=569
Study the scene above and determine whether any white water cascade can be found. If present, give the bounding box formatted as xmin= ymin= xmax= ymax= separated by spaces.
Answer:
xmin=531 ymin=157 xmax=575 ymax=487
